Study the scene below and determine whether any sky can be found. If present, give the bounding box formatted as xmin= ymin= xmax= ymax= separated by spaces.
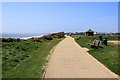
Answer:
xmin=2 ymin=2 xmax=118 ymax=33
xmin=1 ymin=0 xmax=120 ymax=2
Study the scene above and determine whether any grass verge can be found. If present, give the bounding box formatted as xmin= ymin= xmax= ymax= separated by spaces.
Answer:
xmin=2 ymin=38 xmax=63 ymax=78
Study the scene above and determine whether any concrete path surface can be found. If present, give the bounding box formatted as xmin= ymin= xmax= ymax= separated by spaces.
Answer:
xmin=45 ymin=36 xmax=118 ymax=78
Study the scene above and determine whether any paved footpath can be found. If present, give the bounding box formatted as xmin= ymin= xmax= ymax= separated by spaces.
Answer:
xmin=45 ymin=36 xmax=118 ymax=78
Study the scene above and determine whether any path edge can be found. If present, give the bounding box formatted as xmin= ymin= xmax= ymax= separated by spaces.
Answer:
xmin=42 ymin=45 xmax=56 ymax=80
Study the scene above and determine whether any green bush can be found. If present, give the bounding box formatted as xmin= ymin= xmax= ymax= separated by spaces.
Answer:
xmin=44 ymin=35 xmax=53 ymax=40
xmin=51 ymin=32 xmax=65 ymax=38
xmin=2 ymin=38 xmax=21 ymax=42
xmin=2 ymin=38 xmax=14 ymax=42
xmin=28 ymin=38 xmax=41 ymax=42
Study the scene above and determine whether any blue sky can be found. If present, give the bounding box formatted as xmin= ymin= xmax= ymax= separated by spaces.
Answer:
xmin=2 ymin=2 xmax=118 ymax=33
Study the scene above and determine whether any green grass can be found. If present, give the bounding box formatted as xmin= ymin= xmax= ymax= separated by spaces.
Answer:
xmin=105 ymin=35 xmax=119 ymax=40
xmin=2 ymin=38 xmax=62 ymax=78
xmin=72 ymin=35 xmax=119 ymax=76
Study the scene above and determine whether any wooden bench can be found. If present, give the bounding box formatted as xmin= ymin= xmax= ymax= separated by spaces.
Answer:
xmin=88 ymin=40 xmax=100 ymax=48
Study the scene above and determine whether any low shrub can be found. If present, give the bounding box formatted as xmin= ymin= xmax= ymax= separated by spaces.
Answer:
xmin=42 ymin=32 xmax=65 ymax=40
xmin=51 ymin=32 xmax=65 ymax=38
xmin=28 ymin=38 xmax=41 ymax=42
xmin=2 ymin=38 xmax=21 ymax=42
xmin=44 ymin=35 xmax=53 ymax=40
xmin=2 ymin=38 xmax=14 ymax=42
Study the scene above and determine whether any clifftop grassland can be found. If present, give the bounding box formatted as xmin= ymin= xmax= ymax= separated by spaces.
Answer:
xmin=2 ymin=32 xmax=65 ymax=78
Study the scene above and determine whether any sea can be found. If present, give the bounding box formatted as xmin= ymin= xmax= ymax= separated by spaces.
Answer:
xmin=0 ymin=33 xmax=49 ymax=39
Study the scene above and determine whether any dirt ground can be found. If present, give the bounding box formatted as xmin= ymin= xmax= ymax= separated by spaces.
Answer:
xmin=108 ymin=41 xmax=120 ymax=45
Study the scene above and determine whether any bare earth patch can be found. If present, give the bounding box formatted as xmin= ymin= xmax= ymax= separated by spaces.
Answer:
xmin=108 ymin=41 xmax=120 ymax=45
xmin=44 ymin=42 xmax=50 ymax=44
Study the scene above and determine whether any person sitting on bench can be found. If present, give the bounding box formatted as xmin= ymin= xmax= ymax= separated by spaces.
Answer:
xmin=88 ymin=40 xmax=100 ymax=48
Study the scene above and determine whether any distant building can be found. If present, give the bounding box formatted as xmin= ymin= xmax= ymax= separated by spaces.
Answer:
xmin=85 ymin=29 xmax=94 ymax=36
